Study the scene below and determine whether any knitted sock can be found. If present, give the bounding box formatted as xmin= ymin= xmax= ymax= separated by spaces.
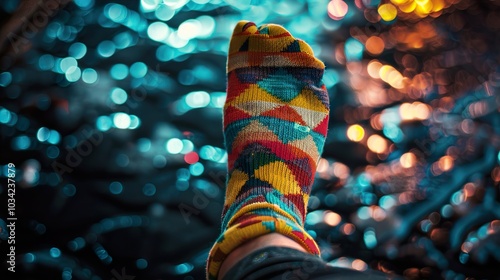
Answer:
xmin=207 ymin=21 xmax=329 ymax=280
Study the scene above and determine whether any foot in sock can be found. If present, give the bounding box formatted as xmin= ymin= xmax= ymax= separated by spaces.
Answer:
xmin=207 ymin=20 xmax=329 ymax=280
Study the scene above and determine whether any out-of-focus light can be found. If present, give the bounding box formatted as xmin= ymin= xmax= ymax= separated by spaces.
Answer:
xmin=166 ymin=138 xmax=183 ymax=154
xmin=367 ymin=134 xmax=388 ymax=154
xmin=324 ymin=211 xmax=341 ymax=226
xmin=184 ymin=152 xmax=199 ymax=164
xmin=97 ymin=40 xmax=116 ymax=58
xmin=113 ymin=113 xmax=131 ymax=129
xmin=60 ymin=57 xmax=77 ymax=73
xmin=47 ymin=130 xmax=61 ymax=145
xmin=189 ymin=162 xmax=204 ymax=176
xmin=129 ymin=115 xmax=141 ymax=129
xmin=142 ymin=183 xmax=156 ymax=196
xmin=438 ymin=155 xmax=454 ymax=172
xmin=364 ymin=228 xmax=377 ymax=248
xmin=365 ymin=36 xmax=385 ymax=56
xmin=50 ymin=247 xmax=61 ymax=258
xmin=110 ymin=64 xmax=129 ymax=80
xmin=141 ymin=0 xmax=161 ymax=11
xmin=185 ymin=91 xmax=210 ymax=108
xmin=328 ymin=0 xmax=349 ymax=20
xmin=155 ymin=4 xmax=175 ymax=21
xmin=378 ymin=3 xmax=398 ymax=21
xmin=105 ymin=3 xmax=128 ymax=22
xmin=400 ymin=152 xmax=416 ymax=168
xmin=367 ymin=60 xmax=382 ymax=79
xmin=65 ymin=66 xmax=81 ymax=82
xmin=347 ymin=124 xmax=365 ymax=142
xmin=147 ymin=22 xmax=170 ymax=42
xmin=178 ymin=19 xmax=202 ymax=40
xmin=82 ymin=68 xmax=98 ymax=84
xmin=74 ymin=0 xmax=94 ymax=9
xmin=400 ymin=102 xmax=431 ymax=121
xmin=96 ymin=116 xmax=112 ymax=132
xmin=109 ymin=182 xmax=123 ymax=194
xmin=68 ymin=42 xmax=87 ymax=59
xmin=130 ymin=62 xmax=147 ymax=78
xmin=345 ymin=38 xmax=364 ymax=61
xmin=379 ymin=65 xmax=404 ymax=89
xmin=38 ymin=54 xmax=55 ymax=71
xmin=37 ymin=127 xmax=50 ymax=142
xmin=110 ymin=88 xmax=128 ymax=105
xmin=352 ymin=259 xmax=368 ymax=271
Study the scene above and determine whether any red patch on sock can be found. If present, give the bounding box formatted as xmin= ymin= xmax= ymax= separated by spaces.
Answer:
xmin=224 ymin=105 xmax=252 ymax=128
xmin=313 ymin=115 xmax=329 ymax=136
xmin=261 ymin=105 xmax=306 ymax=126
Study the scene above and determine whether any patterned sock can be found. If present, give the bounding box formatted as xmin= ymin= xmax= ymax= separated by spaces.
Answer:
xmin=207 ymin=20 xmax=329 ymax=280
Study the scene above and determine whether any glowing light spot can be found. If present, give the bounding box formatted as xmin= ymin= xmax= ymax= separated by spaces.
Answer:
xmin=82 ymin=68 xmax=98 ymax=84
xmin=50 ymin=247 xmax=61 ymax=258
xmin=189 ymin=162 xmax=204 ymax=176
xmin=129 ymin=115 xmax=141 ymax=129
xmin=166 ymin=138 xmax=183 ymax=154
xmin=142 ymin=183 xmax=156 ymax=196
xmin=48 ymin=130 xmax=60 ymax=144
xmin=438 ymin=155 xmax=454 ymax=172
xmin=147 ymin=21 xmax=169 ymax=42
xmin=352 ymin=259 xmax=368 ymax=271
xmin=365 ymin=36 xmax=385 ymax=56
xmin=97 ymin=40 xmax=116 ymax=58
xmin=347 ymin=124 xmax=365 ymax=142
xmin=136 ymin=259 xmax=148 ymax=269
xmin=105 ymin=3 xmax=128 ymax=22
xmin=24 ymin=253 xmax=36 ymax=263
xmin=328 ymin=0 xmax=349 ymax=20
xmin=178 ymin=19 xmax=202 ymax=40
xmin=65 ymin=66 xmax=81 ymax=82
xmin=130 ymin=62 xmax=147 ymax=78
xmin=181 ymin=139 xmax=194 ymax=154
xmin=345 ymin=38 xmax=364 ymax=61
xmin=173 ymin=263 xmax=194 ymax=275
xmin=110 ymin=88 xmax=128 ymax=105
xmin=38 ymin=54 xmax=55 ymax=71
xmin=96 ymin=116 xmax=112 ymax=131
xmin=367 ymin=134 xmax=388 ymax=154
xmin=68 ymin=42 xmax=87 ymax=59
xmin=378 ymin=4 xmax=398 ymax=21
xmin=37 ymin=127 xmax=51 ymax=142
xmin=109 ymin=182 xmax=123 ymax=194
xmin=342 ymin=223 xmax=356 ymax=235
xmin=184 ymin=152 xmax=199 ymax=164
xmin=400 ymin=152 xmax=416 ymax=168
xmin=60 ymin=57 xmax=78 ymax=73
xmin=379 ymin=65 xmax=404 ymax=89
xmin=324 ymin=211 xmax=341 ymax=226
xmin=110 ymin=64 xmax=129 ymax=80
xmin=113 ymin=113 xmax=131 ymax=129
xmin=155 ymin=4 xmax=175 ymax=21
xmin=363 ymin=229 xmax=377 ymax=248
xmin=185 ymin=91 xmax=210 ymax=108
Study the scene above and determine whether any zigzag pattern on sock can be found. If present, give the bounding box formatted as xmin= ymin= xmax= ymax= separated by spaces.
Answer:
xmin=207 ymin=20 xmax=329 ymax=280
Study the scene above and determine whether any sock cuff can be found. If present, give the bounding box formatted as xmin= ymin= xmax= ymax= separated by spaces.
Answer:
xmin=227 ymin=51 xmax=325 ymax=73
xmin=206 ymin=215 xmax=320 ymax=280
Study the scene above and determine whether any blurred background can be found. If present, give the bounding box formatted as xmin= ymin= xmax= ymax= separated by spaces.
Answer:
xmin=0 ymin=0 xmax=499 ymax=279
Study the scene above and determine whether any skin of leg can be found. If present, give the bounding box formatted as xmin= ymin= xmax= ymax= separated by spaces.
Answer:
xmin=218 ymin=233 xmax=308 ymax=280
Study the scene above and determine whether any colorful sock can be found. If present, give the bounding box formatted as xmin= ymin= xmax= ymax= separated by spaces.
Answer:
xmin=207 ymin=21 xmax=329 ymax=280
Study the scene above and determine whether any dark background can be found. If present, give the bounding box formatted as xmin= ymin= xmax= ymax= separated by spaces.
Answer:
xmin=0 ymin=0 xmax=499 ymax=279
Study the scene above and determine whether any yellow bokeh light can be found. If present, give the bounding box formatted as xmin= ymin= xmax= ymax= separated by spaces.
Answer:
xmin=400 ymin=152 xmax=417 ymax=168
xmin=367 ymin=134 xmax=388 ymax=154
xmin=400 ymin=102 xmax=432 ymax=121
xmin=379 ymin=65 xmax=404 ymax=89
xmin=390 ymin=0 xmax=410 ymax=5
xmin=399 ymin=0 xmax=417 ymax=13
xmin=347 ymin=124 xmax=365 ymax=142
xmin=367 ymin=60 xmax=382 ymax=79
xmin=378 ymin=4 xmax=398 ymax=21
